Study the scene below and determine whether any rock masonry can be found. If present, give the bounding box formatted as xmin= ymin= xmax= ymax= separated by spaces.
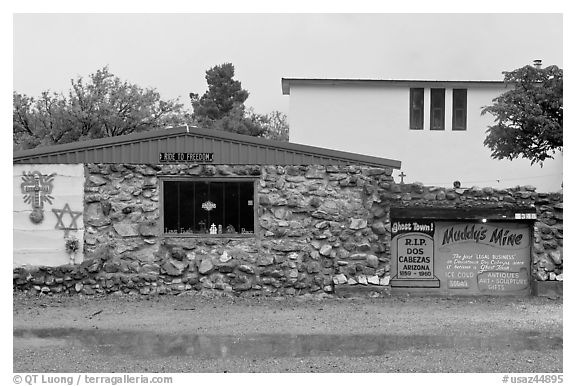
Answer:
xmin=13 ymin=163 xmax=563 ymax=296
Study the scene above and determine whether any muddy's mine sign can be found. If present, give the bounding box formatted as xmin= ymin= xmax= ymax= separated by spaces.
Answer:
xmin=390 ymin=219 xmax=531 ymax=296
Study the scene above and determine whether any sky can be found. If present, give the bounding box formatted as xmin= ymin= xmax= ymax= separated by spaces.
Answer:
xmin=13 ymin=13 xmax=563 ymax=116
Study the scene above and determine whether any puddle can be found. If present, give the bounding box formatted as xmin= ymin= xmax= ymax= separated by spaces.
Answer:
xmin=14 ymin=328 xmax=562 ymax=359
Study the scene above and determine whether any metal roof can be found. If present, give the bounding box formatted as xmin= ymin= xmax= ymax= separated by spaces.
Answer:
xmin=281 ymin=78 xmax=506 ymax=95
xmin=13 ymin=126 xmax=401 ymax=169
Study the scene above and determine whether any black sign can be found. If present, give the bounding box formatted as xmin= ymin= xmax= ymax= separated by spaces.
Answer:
xmin=391 ymin=219 xmax=435 ymax=237
xmin=159 ymin=152 xmax=214 ymax=162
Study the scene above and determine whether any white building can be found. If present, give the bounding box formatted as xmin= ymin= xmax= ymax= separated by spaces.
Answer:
xmin=282 ymin=78 xmax=562 ymax=192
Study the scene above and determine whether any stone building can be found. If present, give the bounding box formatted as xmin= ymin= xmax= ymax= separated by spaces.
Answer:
xmin=13 ymin=126 xmax=562 ymax=297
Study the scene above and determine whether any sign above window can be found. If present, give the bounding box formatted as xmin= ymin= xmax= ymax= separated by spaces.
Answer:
xmin=159 ymin=152 xmax=214 ymax=162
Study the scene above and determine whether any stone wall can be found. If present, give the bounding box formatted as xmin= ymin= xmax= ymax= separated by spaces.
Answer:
xmin=13 ymin=163 xmax=562 ymax=296
xmin=14 ymin=163 xmax=394 ymax=296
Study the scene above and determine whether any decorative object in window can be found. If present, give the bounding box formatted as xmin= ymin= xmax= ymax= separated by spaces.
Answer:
xmin=201 ymin=201 xmax=217 ymax=211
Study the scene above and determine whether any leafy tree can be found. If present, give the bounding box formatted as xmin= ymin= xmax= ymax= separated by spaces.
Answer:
xmin=13 ymin=91 xmax=72 ymax=149
xmin=211 ymin=104 xmax=266 ymax=137
xmin=251 ymin=110 xmax=289 ymax=141
xmin=482 ymin=64 xmax=563 ymax=165
xmin=13 ymin=66 xmax=184 ymax=150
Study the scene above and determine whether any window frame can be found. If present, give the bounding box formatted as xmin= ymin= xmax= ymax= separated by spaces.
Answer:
xmin=409 ymin=88 xmax=425 ymax=130
xmin=430 ymin=88 xmax=446 ymax=131
xmin=159 ymin=176 xmax=259 ymax=238
xmin=452 ymin=88 xmax=467 ymax=131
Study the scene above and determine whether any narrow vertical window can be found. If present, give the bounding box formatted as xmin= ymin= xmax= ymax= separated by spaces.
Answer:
xmin=409 ymin=88 xmax=424 ymax=130
xmin=430 ymin=88 xmax=445 ymax=130
xmin=452 ymin=89 xmax=467 ymax=131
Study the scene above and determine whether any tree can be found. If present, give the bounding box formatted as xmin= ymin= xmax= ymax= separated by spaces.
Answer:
xmin=190 ymin=63 xmax=249 ymax=122
xmin=250 ymin=110 xmax=289 ymax=141
xmin=13 ymin=91 xmax=72 ymax=149
xmin=13 ymin=66 xmax=184 ymax=150
xmin=211 ymin=104 xmax=267 ymax=137
xmin=189 ymin=63 xmax=289 ymax=140
xmin=482 ymin=64 xmax=563 ymax=165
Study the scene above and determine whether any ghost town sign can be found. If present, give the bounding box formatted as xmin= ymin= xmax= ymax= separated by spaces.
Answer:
xmin=391 ymin=216 xmax=531 ymax=296
xmin=391 ymin=220 xmax=440 ymax=288
xmin=159 ymin=152 xmax=214 ymax=162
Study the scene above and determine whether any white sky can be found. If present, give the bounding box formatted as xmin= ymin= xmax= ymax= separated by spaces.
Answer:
xmin=13 ymin=13 xmax=563 ymax=115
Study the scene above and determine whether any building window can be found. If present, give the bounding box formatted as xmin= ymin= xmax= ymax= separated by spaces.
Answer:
xmin=452 ymin=89 xmax=467 ymax=131
xmin=162 ymin=179 xmax=255 ymax=235
xmin=409 ymin=88 xmax=424 ymax=130
xmin=430 ymin=88 xmax=445 ymax=130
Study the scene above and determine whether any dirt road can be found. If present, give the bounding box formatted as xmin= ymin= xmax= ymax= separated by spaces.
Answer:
xmin=13 ymin=292 xmax=562 ymax=373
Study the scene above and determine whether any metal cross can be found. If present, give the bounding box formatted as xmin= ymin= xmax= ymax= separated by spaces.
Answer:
xmin=398 ymin=172 xmax=406 ymax=184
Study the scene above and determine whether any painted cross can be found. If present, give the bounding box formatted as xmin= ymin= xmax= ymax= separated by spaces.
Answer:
xmin=52 ymin=203 xmax=82 ymax=238
xmin=21 ymin=171 xmax=55 ymax=209
xmin=398 ymin=172 xmax=406 ymax=184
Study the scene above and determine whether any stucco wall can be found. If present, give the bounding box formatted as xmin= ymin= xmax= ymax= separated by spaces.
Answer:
xmin=13 ymin=164 xmax=85 ymax=267
xmin=288 ymin=83 xmax=563 ymax=191
xmin=13 ymin=163 xmax=562 ymax=296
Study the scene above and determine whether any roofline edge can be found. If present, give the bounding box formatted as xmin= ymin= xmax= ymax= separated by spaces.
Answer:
xmin=13 ymin=125 xmax=402 ymax=169
xmin=281 ymin=78 xmax=507 ymax=94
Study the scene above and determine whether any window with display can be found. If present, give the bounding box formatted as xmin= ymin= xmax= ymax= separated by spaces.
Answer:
xmin=162 ymin=179 xmax=255 ymax=235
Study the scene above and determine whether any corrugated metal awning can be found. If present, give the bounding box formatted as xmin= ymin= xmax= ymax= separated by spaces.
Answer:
xmin=13 ymin=126 xmax=401 ymax=169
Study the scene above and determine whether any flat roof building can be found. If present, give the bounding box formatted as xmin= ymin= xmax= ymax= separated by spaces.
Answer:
xmin=282 ymin=77 xmax=562 ymax=191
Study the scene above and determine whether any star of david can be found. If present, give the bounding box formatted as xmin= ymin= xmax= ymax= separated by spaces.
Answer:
xmin=52 ymin=203 xmax=82 ymax=237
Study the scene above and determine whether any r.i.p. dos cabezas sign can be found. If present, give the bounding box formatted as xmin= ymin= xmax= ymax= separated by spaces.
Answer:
xmin=390 ymin=220 xmax=440 ymax=288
